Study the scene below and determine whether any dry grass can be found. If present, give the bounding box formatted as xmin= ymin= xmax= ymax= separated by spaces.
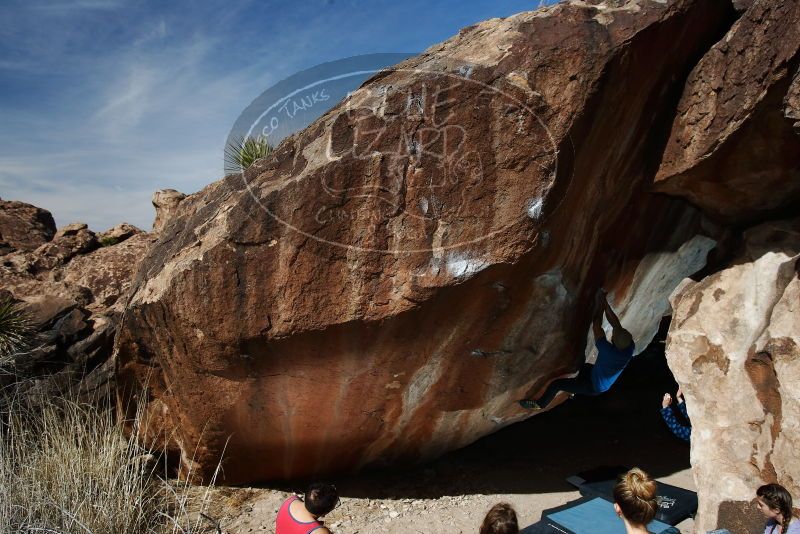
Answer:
xmin=0 ymin=387 xmax=223 ymax=534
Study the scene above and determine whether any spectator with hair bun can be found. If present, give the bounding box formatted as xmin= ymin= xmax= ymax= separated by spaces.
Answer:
xmin=613 ymin=468 xmax=658 ymax=534
xmin=479 ymin=502 xmax=519 ymax=534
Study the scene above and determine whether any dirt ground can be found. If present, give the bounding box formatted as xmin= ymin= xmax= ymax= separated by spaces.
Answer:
xmin=186 ymin=343 xmax=696 ymax=533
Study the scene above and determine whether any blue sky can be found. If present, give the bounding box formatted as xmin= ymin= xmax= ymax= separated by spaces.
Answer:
xmin=0 ymin=0 xmax=547 ymax=231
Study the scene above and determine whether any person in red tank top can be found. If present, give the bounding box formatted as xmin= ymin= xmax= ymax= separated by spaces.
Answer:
xmin=276 ymin=482 xmax=338 ymax=534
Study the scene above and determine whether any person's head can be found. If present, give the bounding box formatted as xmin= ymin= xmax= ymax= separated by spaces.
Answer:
xmin=479 ymin=502 xmax=519 ymax=534
xmin=304 ymin=483 xmax=339 ymax=517
xmin=613 ymin=468 xmax=658 ymax=527
xmin=612 ymin=328 xmax=634 ymax=350
xmin=756 ymin=483 xmax=794 ymax=524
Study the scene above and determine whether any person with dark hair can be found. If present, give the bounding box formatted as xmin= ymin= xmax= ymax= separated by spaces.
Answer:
xmin=756 ymin=483 xmax=799 ymax=533
xmin=275 ymin=482 xmax=338 ymax=533
xmin=613 ymin=468 xmax=658 ymax=534
xmin=660 ymin=387 xmax=691 ymax=441
xmin=519 ymin=288 xmax=635 ymax=411
xmin=480 ymin=503 xmax=519 ymax=534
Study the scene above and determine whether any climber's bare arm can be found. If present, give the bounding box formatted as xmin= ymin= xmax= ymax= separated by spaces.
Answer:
xmin=603 ymin=294 xmax=625 ymax=334
xmin=604 ymin=299 xmax=621 ymax=328
xmin=600 ymin=290 xmax=634 ymax=349
xmin=592 ymin=290 xmax=606 ymax=341
xmin=592 ymin=306 xmax=606 ymax=341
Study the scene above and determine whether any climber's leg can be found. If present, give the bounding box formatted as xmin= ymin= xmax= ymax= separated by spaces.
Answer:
xmin=519 ymin=364 xmax=598 ymax=410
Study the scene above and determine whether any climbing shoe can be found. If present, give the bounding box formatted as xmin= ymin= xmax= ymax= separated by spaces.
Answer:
xmin=518 ymin=399 xmax=542 ymax=411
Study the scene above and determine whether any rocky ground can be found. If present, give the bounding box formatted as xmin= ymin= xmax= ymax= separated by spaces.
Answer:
xmin=185 ymin=343 xmax=697 ymax=533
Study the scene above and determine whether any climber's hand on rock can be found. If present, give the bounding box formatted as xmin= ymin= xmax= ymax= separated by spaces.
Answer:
xmin=676 ymin=387 xmax=684 ymax=403
xmin=662 ymin=393 xmax=672 ymax=409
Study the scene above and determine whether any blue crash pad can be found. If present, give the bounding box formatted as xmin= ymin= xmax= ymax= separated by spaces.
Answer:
xmin=521 ymin=497 xmax=680 ymax=533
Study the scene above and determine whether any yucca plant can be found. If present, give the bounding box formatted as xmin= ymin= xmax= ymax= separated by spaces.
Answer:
xmin=224 ymin=135 xmax=273 ymax=174
xmin=0 ymin=297 xmax=32 ymax=368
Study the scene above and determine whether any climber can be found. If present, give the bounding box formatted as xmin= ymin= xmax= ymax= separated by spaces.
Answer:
xmin=660 ymin=387 xmax=691 ymax=441
xmin=518 ymin=288 xmax=634 ymax=411
xmin=276 ymin=482 xmax=338 ymax=534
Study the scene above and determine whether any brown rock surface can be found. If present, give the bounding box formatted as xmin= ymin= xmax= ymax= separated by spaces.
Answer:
xmin=30 ymin=223 xmax=99 ymax=272
xmin=152 ymin=189 xmax=187 ymax=232
xmin=654 ymin=0 xmax=800 ymax=221
xmin=20 ymin=294 xmax=79 ymax=328
xmin=0 ymin=199 xmax=56 ymax=253
xmin=116 ymin=0 xmax=734 ymax=483
xmin=665 ymin=217 xmax=800 ymax=532
xmin=730 ymin=0 xmax=756 ymax=13
xmin=62 ymin=232 xmax=158 ymax=311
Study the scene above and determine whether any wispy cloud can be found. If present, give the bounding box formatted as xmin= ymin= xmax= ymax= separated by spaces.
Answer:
xmin=29 ymin=0 xmax=125 ymax=12
xmin=92 ymin=65 xmax=160 ymax=131
xmin=133 ymin=18 xmax=167 ymax=47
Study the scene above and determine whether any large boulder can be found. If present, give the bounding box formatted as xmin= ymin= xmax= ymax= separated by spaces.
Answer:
xmin=654 ymin=0 xmax=800 ymax=222
xmin=0 ymin=199 xmax=56 ymax=254
xmin=665 ymin=218 xmax=800 ymax=533
xmin=116 ymin=0 xmax=734 ymax=483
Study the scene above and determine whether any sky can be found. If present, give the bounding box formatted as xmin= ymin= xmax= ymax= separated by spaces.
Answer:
xmin=0 ymin=0 xmax=549 ymax=231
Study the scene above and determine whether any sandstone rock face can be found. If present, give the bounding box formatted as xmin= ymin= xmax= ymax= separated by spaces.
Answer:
xmin=654 ymin=0 xmax=800 ymax=222
xmin=0 ymin=199 xmax=56 ymax=254
xmin=666 ymin=218 xmax=800 ymax=533
xmin=116 ymin=0 xmax=734 ymax=483
xmin=152 ymin=189 xmax=186 ymax=232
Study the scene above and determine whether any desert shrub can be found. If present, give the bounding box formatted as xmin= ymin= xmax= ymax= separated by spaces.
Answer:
xmin=224 ymin=135 xmax=273 ymax=173
xmin=99 ymin=236 xmax=120 ymax=247
xmin=0 ymin=298 xmax=33 ymax=370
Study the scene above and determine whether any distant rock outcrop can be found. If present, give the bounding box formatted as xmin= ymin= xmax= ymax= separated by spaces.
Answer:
xmin=99 ymin=223 xmax=143 ymax=244
xmin=152 ymin=189 xmax=186 ymax=232
xmin=62 ymin=233 xmax=155 ymax=311
xmin=0 ymin=206 xmax=157 ymax=398
xmin=666 ymin=218 xmax=800 ymax=533
xmin=116 ymin=0 xmax=736 ymax=484
xmin=0 ymin=199 xmax=56 ymax=255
